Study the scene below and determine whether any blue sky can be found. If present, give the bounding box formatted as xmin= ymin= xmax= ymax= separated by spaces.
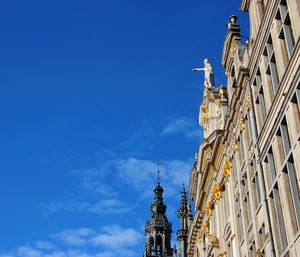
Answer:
xmin=0 ymin=1 xmax=249 ymax=256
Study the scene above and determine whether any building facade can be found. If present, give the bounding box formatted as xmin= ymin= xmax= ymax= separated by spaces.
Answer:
xmin=188 ymin=1 xmax=300 ymax=257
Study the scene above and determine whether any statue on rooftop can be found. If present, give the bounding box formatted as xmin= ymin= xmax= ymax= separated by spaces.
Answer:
xmin=192 ymin=58 xmax=215 ymax=89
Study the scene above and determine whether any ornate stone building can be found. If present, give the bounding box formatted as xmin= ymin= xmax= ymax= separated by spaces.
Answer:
xmin=188 ymin=1 xmax=300 ymax=257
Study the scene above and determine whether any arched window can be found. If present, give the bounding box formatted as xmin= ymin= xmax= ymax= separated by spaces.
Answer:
xmin=149 ymin=237 xmax=154 ymax=255
xmin=156 ymin=235 xmax=162 ymax=255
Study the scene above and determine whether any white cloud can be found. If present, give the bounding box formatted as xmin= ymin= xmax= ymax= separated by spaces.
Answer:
xmin=87 ymin=199 xmax=131 ymax=214
xmin=52 ymin=228 xmax=95 ymax=247
xmin=162 ymin=117 xmax=200 ymax=139
xmin=90 ymin=225 xmax=143 ymax=249
xmin=50 ymin=225 xmax=143 ymax=253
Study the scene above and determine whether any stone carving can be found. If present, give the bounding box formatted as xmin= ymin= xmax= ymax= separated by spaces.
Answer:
xmin=232 ymin=138 xmax=238 ymax=152
xmin=222 ymin=158 xmax=232 ymax=178
xmin=227 ymin=15 xmax=238 ymax=29
xmin=205 ymin=201 xmax=214 ymax=217
xmin=201 ymin=105 xmax=208 ymax=121
xmin=208 ymin=234 xmax=219 ymax=244
xmin=239 ymin=117 xmax=246 ymax=131
xmin=211 ymin=183 xmax=223 ymax=201
xmin=202 ymin=220 xmax=210 ymax=235
xmin=246 ymin=98 xmax=251 ymax=110
xmin=193 ymin=59 xmax=215 ymax=89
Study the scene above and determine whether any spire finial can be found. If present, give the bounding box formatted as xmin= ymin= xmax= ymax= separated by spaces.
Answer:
xmin=157 ymin=159 xmax=160 ymax=183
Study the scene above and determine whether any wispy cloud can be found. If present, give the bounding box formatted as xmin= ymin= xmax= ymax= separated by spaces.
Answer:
xmin=34 ymin=241 xmax=56 ymax=250
xmin=43 ymin=199 xmax=131 ymax=215
xmin=162 ymin=117 xmax=200 ymax=139
xmin=52 ymin=228 xmax=95 ymax=247
xmin=114 ymin=157 xmax=192 ymax=198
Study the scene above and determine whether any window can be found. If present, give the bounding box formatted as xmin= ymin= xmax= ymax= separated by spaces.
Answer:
xmin=264 ymin=35 xmax=279 ymax=92
xmin=252 ymin=171 xmax=262 ymax=209
xmin=276 ymin=0 xmax=295 ymax=58
xmin=236 ymin=194 xmax=244 ymax=243
xmin=269 ymin=184 xmax=288 ymax=254
xmin=279 ymin=117 xmax=291 ymax=156
xmin=241 ymin=172 xmax=252 ymax=228
xmin=254 ymin=71 xmax=267 ymax=123
xmin=246 ymin=112 xmax=253 ymax=142
xmin=156 ymin=235 xmax=162 ymax=255
xmin=289 ymin=87 xmax=300 ymax=140
xmin=258 ymin=223 xmax=266 ymax=247
xmin=239 ymin=135 xmax=245 ymax=165
xmin=266 ymin=147 xmax=277 ymax=184
xmin=232 ymin=152 xmax=238 ymax=182
xmin=283 ymin=155 xmax=300 ymax=231
xmin=249 ymin=241 xmax=256 ymax=257
xmin=224 ymin=185 xmax=230 ymax=217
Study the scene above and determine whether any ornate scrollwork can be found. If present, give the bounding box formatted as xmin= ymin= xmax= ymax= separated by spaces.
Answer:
xmin=211 ymin=183 xmax=223 ymax=201
xmin=245 ymin=98 xmax=251 ymax=110
xmin=208 ymin=234 xmax=219 ymax=244
xmin=221 ymin=158 xmax=232 ymax=178
xmin=205 ymin=201 xmax=214 ymax=217
xmin=232 ymin=138 xmax=238 ymax=152
xmin=202 ymin=219 xmax=210 ymax=235
xmin=239 ymin=117 xmax=246 ymax=131
xmin=201 ymin=105 xmax=209 ymax=124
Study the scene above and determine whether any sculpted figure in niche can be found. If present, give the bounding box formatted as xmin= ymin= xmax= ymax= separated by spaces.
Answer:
xmin=193 ymin=58 xmax=215 ymax=89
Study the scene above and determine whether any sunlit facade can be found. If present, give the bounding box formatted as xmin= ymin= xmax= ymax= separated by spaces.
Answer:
xmin=187 ymin=0 xmax=300 ymax=257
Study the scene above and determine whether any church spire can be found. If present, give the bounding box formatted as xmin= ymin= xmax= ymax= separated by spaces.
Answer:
xmin=143 ymin=164 xmax=175 ymax=257
xmin=177 ymin=184 xmax=190 ymax=257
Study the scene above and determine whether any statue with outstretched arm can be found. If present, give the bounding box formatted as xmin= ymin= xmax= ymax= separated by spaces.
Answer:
xmin=193 ymin=58 xmax=215 ymax=89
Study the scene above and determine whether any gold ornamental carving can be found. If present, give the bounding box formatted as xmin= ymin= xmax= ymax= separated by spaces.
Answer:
xmin=205 ymin=201 xmax=214 ymax=217
xmin=211 ymin=183 xmax=223 ymax=201
xmin=239 ymin=117 xmax=246 ymax=131
xmin=245 ymin=98 xmax=251 ymax=110
xmin=232 ymin=138 xmax=238 ymax=152
xmin=221 ymin=158 xmax=232 ymax=178
xmin=256 ymin=248 xmax=263 ymax=257
xmin=218 ymin=252 xmax=227 ymax=257
xmin=202 ymin=219 xmax=210 ymax=235
xmin=208 ymin=234 xmax=219 ymax=244
xmin=201 ymin=105 xmax=209 ymax=124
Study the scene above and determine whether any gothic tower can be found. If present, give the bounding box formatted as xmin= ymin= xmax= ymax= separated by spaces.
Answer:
xmin=143 ymin=178 xmax=176 ymax=257
xmin=177 ymin=184 xmax=192 ymax=257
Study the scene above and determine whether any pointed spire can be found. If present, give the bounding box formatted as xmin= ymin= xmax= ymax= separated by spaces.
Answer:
xmin=180 ymin=183 xmax=188 ymax=211
xmin=157 ymin=159 xmax=160 ymax=184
